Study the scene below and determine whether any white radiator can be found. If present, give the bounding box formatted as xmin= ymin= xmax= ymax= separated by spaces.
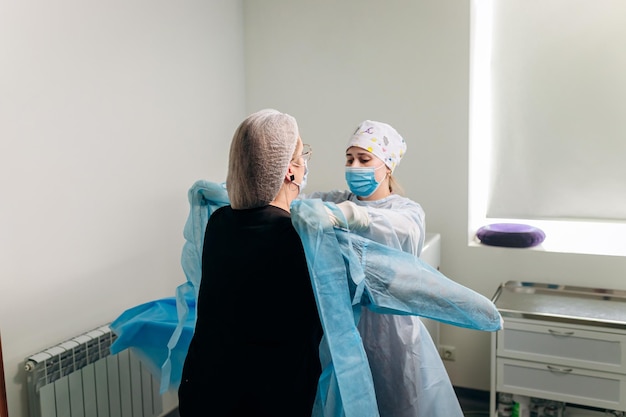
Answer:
xmin=25 ymin=324 xmax=163 ymax=417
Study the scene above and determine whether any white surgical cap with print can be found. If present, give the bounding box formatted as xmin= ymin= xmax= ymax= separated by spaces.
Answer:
xmin=346 ymin=120 xmax=407 ymax=172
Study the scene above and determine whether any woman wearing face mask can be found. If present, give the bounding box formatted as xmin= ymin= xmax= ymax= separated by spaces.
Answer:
xmin=307 ymin=120 xmax=464 ymax=417
xmin=178 ymin=109 xmax=322 ymax=417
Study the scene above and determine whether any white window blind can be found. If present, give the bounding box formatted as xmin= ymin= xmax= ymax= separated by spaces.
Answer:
xmin=486 ymin=0 xmax=626 ymax=221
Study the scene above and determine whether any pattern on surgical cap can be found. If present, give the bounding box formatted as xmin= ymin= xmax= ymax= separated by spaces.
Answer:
xmin=347 ymin=120 xmax=407 ymax=172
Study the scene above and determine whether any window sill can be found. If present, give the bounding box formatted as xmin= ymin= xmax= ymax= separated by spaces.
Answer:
xmin=469 ymin=218 xmax=626 ymax=257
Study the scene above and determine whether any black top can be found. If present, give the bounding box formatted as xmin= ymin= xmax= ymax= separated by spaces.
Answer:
xmin=178 ymin=205 xmax=323 ymax=417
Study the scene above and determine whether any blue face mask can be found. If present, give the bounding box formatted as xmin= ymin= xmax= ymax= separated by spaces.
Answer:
xmin=345 ymin=165 xmax=384 ymax=197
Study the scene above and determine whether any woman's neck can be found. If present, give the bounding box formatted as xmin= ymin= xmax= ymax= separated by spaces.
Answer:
xmin=270 ymin=183 xmax=299 ymax=212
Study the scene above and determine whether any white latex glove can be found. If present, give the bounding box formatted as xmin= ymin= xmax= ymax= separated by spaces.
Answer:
xmin=325 ymin=206 xmax=346 ymax=229
xmin=325 ymin=201 xmax=370 ymax=231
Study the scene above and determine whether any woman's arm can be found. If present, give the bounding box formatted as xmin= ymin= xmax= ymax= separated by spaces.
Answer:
xmin=353 ymin=197 xmax=425 ymax=256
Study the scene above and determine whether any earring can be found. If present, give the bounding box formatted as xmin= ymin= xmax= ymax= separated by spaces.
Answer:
xmin=290 ymin=174 xmax=295 ymax=181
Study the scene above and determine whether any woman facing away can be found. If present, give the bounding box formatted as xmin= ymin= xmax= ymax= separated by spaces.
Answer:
xmin=178 ymin=109 xmax=322 ymax=417
xmin=307 ymin=120 xmax=465 ymax=417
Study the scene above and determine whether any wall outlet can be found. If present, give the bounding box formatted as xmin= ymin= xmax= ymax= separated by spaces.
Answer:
xmin=439 ymin=345 xmax=456 ymax=361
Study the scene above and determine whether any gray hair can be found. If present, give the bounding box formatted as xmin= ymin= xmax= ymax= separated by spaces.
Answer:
xmin=227 ymin=109 xmax=299 ymax=209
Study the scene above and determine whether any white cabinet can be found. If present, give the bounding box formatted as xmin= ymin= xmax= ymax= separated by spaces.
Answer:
xmin=490 ymin=281 xmax=626 ymax=416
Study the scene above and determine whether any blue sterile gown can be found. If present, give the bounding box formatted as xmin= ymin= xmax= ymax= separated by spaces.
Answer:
xmin=110 ymin=181 xmax=502 ymax=417
xmin=304 ymin=190 xmax=461 ymax=417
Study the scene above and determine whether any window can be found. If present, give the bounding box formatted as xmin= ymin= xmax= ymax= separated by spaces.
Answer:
xmin=469 ymin=0 xmax=626 ymax=256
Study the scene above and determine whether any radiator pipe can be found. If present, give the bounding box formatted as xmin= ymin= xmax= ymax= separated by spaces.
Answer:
xmin=24 ymin=361 xmax=36 ymax=372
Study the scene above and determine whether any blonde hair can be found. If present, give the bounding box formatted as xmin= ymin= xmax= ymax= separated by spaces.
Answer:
xmin=389 ymin=174 xmax=405 ymax=196
xmin=227 ymin=109 xmax=299 ymax=209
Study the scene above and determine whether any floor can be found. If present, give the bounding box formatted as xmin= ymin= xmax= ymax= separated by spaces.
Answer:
xmin=164 ymin=387 xmax=491 ymax=417
xmin=456 ymin=387 xmax=491 ymax=417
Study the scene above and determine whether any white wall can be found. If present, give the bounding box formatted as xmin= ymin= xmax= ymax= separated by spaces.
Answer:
xmin=244 ymin=0 xmax=626 ymax=391
xmin=0 ymin=1 xmax=245 ymax=415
